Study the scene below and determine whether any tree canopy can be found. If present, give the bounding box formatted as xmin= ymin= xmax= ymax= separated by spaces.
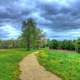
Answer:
xmin=21 ymin=18 xmax=46 ymax=50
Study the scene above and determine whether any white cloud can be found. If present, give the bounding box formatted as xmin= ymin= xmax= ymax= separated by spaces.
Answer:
xmin=0 ymin=24 xmax=21 ymax=39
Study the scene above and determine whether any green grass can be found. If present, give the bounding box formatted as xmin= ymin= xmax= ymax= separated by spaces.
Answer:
xmin=0 ymin=49 xmax=32 ymax=80
xmin=37 ymin=49 xmax=80 ymax=80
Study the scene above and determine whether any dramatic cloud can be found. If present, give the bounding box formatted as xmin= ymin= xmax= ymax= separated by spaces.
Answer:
xmin=0 ymin=0 xmax=80 ymax=40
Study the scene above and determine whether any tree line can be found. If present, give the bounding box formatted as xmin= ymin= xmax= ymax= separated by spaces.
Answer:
xmin=0 ymin=18 xmax=80 ymax=53
xmin=47 ymin=39 xmax=80 ymax=53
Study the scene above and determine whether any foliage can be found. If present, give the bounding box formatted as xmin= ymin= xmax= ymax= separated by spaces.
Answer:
xmin=48 ymin=39 xmax=59 ymax=49
xmin=61 ymin=40 xmax=75 ymax=50
xmin=75 ymin=39 xmax=80 ymax=53
xmin=21 ymin=18 xmax=46 ymax=50
xmin=47 ymin=39 xmax=80 ymax=53
xmin=0 ymin=40 xmax=18 ymax=49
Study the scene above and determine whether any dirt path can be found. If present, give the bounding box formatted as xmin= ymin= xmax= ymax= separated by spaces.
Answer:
xmin=19 ymin=52 xmax=61 ymax=80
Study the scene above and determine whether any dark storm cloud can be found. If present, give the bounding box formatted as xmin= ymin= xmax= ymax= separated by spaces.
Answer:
xmin=0 ymin=0 xmax=80 ymax=39
xmin=37 ymin=1 xmax=80 ymax=32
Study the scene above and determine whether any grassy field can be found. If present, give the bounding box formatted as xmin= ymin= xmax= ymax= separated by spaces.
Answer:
xmin=0 ymin=49 xmax=31 ymax=80
xmin=37 ymin=49 xmax=80 ymax=80
xmin=1 ymin=48 xmax=80 ymax=80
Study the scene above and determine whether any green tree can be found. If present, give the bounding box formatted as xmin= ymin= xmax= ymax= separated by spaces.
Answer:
xmin=21 ymin=18 xmax=46 ymax=50
xmin=61 ymin=40 xmax=75 ymax=50
xmin=75 ymin=39 xmax=80 ymax=53
xmin=48 ymin=39 xmax=59 ymax=49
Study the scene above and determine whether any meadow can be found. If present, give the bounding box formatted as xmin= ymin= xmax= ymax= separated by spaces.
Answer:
xmin=0 ymin=48 xmax=80 ymax=80
xmin=0 ymin=49 xmax=31 ymax=80
xmin=37 ymin=49 xmax=80 ymax=80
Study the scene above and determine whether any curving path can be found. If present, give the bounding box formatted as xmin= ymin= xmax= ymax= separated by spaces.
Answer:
xmin=19 ymin=52 xmax=61 ymax=80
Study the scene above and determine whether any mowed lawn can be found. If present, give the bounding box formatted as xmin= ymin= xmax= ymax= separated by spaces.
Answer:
xmin=0 ymin=49 xmax=31 ymax=80
xmin=37 ymin=49 xmax=80 ymax=80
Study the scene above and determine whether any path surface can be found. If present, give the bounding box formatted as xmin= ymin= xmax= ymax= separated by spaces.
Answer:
xmin=19 ymin=52 xmax=61 ymax=80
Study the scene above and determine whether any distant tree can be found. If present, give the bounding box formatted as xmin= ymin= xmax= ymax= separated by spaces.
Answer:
xmin=75 ymin=38 xmax=80 ymax=53
xmin=61 ymin=40 xmax=75 ymax=50
xmin=0 ymin=40 xmax=2 ymax=48
xmin=0 ymin=40 xmax=18 ymax=49
xmin=48 ymin=39 xmax=59 ymax=49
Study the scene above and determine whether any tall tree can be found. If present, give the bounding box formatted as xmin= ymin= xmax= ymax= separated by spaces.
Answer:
xmin=21 ymin=18 xmax=46 ymax=50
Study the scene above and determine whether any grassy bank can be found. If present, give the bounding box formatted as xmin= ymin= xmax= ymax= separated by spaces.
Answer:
xmin=37 ymin=49 xmax=80 ymax=80
xmin=0 ymin=49 xmax=31 ymax=80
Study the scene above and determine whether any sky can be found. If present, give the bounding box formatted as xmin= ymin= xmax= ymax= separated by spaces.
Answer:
xmin=0 ymin=0 xmax=80 ymax=40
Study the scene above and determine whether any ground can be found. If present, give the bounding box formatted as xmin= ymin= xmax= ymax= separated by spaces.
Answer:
xmin=0 ymin=49 xmax=80 ymax=80
xmin=19 ymin=52 xmax=61 ymax=80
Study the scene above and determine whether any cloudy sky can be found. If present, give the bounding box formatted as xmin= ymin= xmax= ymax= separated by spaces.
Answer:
xmin=0 ymin=0 xmax=80 ymax=40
